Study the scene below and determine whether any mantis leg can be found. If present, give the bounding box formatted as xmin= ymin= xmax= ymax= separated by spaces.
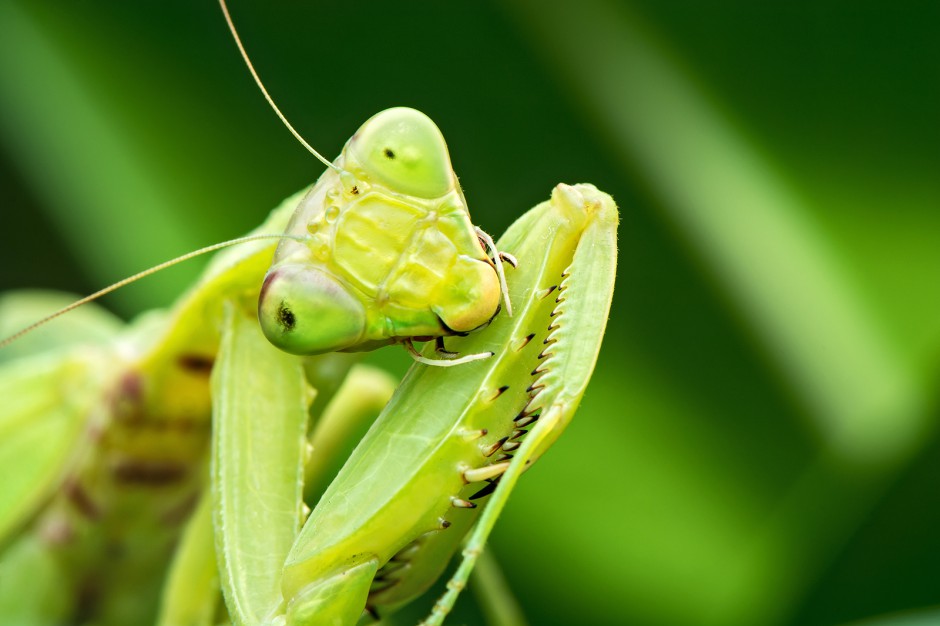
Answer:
xmin=159 ymin=358 xmax=394 ymax=626
xmin=419 ymin=405 xmax=563 ymax=626
xmin=282 ymin=557 xmax=379 ymax=626
xmin=0 ymin=534 xmax=71 ymax=626
xmin=0 ymin=295 xmax=122 ymax=623
xmin=279 ymin=364 xmax=397 ymax=625
xmin=0 ymin=349 xmax=115 ymax=624
xmin=303 ymin=363 xmax=397 ymax=504
xmin=211 ymin=302 xmax=396 ymax=626
xmin=211 ymin=301 xmax=312 ymax=626
xmin=421 ymin=183 xmax=618 ymax=626
xmin=156 ymin=492 xmax=220 ymax=626
xmin=0 ymin=350 xmax=110 ymax=550
xmin=278 ymin=363 xmax=399 ymax=625
xmin=0 ymin=291 xmax=122 ymax=550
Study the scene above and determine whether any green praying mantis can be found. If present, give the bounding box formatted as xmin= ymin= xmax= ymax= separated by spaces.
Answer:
xmin=0 ymin=2 xmax=618 ymax=624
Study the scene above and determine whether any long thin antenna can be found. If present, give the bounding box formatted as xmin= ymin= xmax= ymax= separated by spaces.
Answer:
xmin=218 ymin=0 xmax=339 ymax=172
xmin=0 ymin=233 xmax=305 ymax=350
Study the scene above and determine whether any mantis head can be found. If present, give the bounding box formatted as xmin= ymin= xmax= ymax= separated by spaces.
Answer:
xmin=258 ymin=108 xmax=502 ymax=357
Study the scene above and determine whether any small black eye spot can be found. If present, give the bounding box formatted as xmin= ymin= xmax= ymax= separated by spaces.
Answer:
xmin=384 ymin=148 xmax=395 ymax=159
xmin=277 ymin=303 xmax=296 ymax=332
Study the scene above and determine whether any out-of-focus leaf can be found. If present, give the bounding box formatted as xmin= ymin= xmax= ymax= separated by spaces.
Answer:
xmin=0 ymin=2 xmax=208 ymax=309
xmin=846 ymin=607 xmax=940 ymax=626
xmin=505 ymin=0 xmax=928 ymax=465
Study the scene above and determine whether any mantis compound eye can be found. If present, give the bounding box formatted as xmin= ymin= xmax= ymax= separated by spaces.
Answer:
xmin=349 ymin=107 xmax=455 ymax=199
xmin=258 ymin=265 xmax=366 ymax=355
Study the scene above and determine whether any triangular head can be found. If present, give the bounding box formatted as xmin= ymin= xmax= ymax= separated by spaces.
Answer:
xmin=258 ymin=108 xmax=502 ymax=356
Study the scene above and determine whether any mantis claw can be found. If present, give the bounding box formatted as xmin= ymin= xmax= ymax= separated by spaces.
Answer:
xmin=434 ymin=336 xmax=459 ymax=358
xmin=469 ymin=481 xmax=499 ymax=500
xmin=498 ymin=251 xmax=518 ymax=268
xmin=403 ymin=338 xmax=493 ymax=367
xmin=463 ymin=462 xmax=511 ymax=483
xmin=476 ymin=226 xmax=514 ymax=318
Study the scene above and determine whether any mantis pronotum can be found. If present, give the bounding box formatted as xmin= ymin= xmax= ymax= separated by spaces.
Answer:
xmin=0 ymin=2 xmax=618 ymax=624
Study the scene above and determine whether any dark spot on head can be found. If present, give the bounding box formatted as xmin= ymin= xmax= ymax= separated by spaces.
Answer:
xmin=351 ymin=185 xmax=360 ymax=195
xmin=384 ymin=147 xmax=395 ymax=159
xmin=277 ymin=303 xmax=296 ymax=331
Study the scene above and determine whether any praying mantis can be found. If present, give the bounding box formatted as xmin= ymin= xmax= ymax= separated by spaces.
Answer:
xmin=0 ymin=2 xmax=618 ymax=624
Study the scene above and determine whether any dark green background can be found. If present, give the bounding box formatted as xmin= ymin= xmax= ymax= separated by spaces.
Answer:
xmin=1 ymin=2 xmax=939 ymax=625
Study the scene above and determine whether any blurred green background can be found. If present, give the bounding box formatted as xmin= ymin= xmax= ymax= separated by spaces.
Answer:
xmin=1 ymin=1 xmax=939 ymax=625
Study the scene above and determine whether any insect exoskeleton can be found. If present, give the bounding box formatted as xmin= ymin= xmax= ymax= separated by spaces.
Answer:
xmin=258 ymin=107 xmax=502 ymax=356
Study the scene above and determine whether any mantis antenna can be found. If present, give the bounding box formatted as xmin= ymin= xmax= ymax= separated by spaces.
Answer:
xmin=0 ymin=233 xmax=307 ymax=350
xmin=218 ymin=0 xmax=339 ymax=173
xmin=4 ymin=1 xmax=343 ymax=350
